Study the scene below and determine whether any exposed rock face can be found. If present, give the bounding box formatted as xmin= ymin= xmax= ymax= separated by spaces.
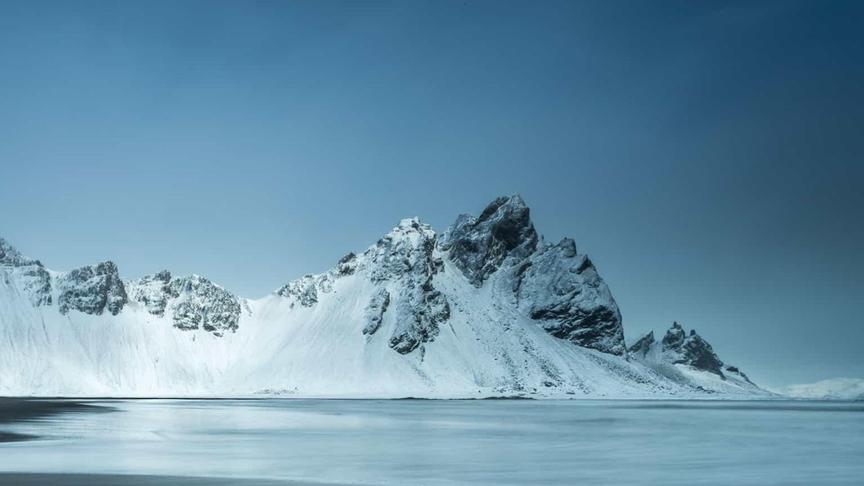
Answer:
xmin=336 ymin=253 xmax=358 ymax=276
xmin=515 ymin=238 xmax=625 ymax=355
xmin=628 ymin=330 xmax=655 ymax=358
xmin=275 ymin=252 xmax=359 ymax=308
xmin=0 ymin=238 xmax=52 ymax=306
xmin=131 ymin=270 xmax=172 ymax=316
xmin=131 ymin=272 xmax=241 ymax=336
xmin=276 ymin=274 xmax=332 ymax=308
xmin=661 ymin=321 xmax=686 ymax=350
xmin=629 ymin=322 xmax=745 ymax=379
xmin=273 ymin=218 xmax=451 ymax=355
xmin=166 ymin=275 xmax=240 ymax=335
xmin=439 ymin=196 xmax=625 ymax=355
xmin=363 ymin=288 xmax=390 ymax=336
xmin=440 ymin=195 xmax=538 ymax=286
xmin=661 ymin=322 xmax=724 ymax=375
xmin=364 ymin=219 xmax=450 ymax=354
xmin=57 ymin=261 xmax=127 ymax=316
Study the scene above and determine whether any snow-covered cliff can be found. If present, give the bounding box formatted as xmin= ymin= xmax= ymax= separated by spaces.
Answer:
xmin=0 ymin=196 xmax=766 ymax=398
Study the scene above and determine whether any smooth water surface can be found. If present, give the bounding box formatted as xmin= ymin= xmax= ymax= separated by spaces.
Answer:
xmin=0 ymin=399 xmax=861 ymax=485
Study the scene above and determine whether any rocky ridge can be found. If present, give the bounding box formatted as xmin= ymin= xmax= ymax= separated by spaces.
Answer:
xmin=0 ymin=238 xmax=52 ymax=307
xmin=629 ymin=322 xmax=755 ymax=385
xmin=130 ymin=272 xmax=241 ymax=336
xmin=0 ymin=195 xmax=764 ymax=397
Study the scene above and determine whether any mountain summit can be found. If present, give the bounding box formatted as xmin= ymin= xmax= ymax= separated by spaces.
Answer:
xmin=0 ymin=196 xmax=763 ymax=397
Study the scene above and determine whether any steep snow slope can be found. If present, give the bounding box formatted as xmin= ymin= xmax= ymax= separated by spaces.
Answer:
xmin=0 ymin=196 xmax=766 ymax=397
xmin=777 ymin=378 xmax=864 ymax=400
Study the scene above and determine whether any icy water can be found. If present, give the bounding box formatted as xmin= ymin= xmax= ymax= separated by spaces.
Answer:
xmin=0 ymin=399 xmax=862 ymax=485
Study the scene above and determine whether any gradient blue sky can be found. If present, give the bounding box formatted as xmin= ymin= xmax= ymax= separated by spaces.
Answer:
xmin=1 ymin=0 xmax=862 ymax=387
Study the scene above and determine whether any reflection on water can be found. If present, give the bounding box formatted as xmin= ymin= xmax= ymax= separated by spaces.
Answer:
xmin=0 ymin=399 xmax=862 ymax=485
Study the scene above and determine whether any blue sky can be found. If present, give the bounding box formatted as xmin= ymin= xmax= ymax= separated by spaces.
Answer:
xmin=1 ymin=0 xmax=862 ymax=386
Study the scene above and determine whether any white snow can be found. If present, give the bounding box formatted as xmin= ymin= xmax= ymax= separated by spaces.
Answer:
xmin=777 ymin=378 xmax=864 ymax=400
xmin=0 ymin=236 xmax=767 ymax=398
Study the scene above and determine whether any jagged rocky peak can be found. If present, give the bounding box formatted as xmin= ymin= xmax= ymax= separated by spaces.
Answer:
xmin=336 ymin=252 xmax=358 ymax=276
xmin=168 ymin=275 xmax=241 ymax=335
xmin=131 ymin=272 xmax=240 ymax=336
xmin=436 ymin=196 xmax=625 ymax=355
xmin=277 ymin=273 xmax=332 ymax=308
xmin=363 ymin=218 xmax=450 ymax=355
xmin=130 ymin=270 xmax=173 ymax=316
xmin=661 ymin=322 xmax=724 ymax=375
xmin=1 ymin=237 xmax=37 ymax=267
xmin=367 ymin=218 xmax=441 ymax=282
xmin=440 ymin=195 xmax=538 ymax=286
xmin=629 ymin=322 xmax=756 ymax=384
xmin=275 ymin=252 xmax=360 ymax=307
xmin=661 ymin=321 xmax=686 ymax=349
xmin=273 ymin=217 xmax=450 ymax=355
xmin=58 ymin=261 xmax=127 ymax=316
xmin=0 ymin=237 xmax=52 ymax=306
xmin=628 ymin=330 xmax=655 ymax=357
xmin=514 ymin=237 xmax=626 ymax=355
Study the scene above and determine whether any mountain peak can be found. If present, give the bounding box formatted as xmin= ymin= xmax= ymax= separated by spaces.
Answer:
xmin=660 ymin=322 xmax=724 ymax=375
xmin=0 ymin=237 xmax=41 ymax=268
xmin=440 ymin=195 xmax=538 ymax=286
xmin=58 ymin=260 xmax=127 ymax=316
xmin=628 ymin=331 xmax=656 ymax=357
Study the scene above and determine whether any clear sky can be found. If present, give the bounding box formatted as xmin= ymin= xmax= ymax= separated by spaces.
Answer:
xmin=1 ymin=0 xmax=862 ymax=387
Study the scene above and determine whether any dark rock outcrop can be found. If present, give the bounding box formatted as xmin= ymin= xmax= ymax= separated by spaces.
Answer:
xmin=166 ymin=275 xmax=240 ymax=335
xmin=628 ymin=322 xmax=757 ymax=388
xmin=131 ymin=272 xmax=241 ymax=336
xmin=363 ymin=288 xmax=390 ymax=336
xmin=277 ymin=274 xmax=327 ymax=308
xmin=440 ymin=195 xmax=538 ymax=286
xmin=57 ymin=261 xmax=127 ymax=316
xmin=515 ymin=238 xmax=626 ymax=355
xmin=0 ymin=238 xmax=52 ymax=306
xmin=628 ymin=331 xmax=655 ymax=358
xmin=131 ymin=270 xmax=172 ymax=316
xmin=438 ymin=196 xmax=626 ymax=355
xmin=661 ymin=322 xmax=724 ymax=375
xmin=366 ymin=219 xmax=450 ymax=354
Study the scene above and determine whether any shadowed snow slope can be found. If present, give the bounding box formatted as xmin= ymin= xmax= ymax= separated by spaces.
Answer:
xmin=0 ymin=197 xmax=767 ymax=398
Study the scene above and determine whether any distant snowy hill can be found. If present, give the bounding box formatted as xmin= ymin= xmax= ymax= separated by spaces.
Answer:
xmin=778 ymin=378 xmax=864 ymax=401
xmin=0 ymin=196 xmax=767 ymax=398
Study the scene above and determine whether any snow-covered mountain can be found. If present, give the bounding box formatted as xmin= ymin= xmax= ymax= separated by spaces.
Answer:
xmin=777 ymin=378 xmax=864 ymax=401
xmin=0 ymin=196 xmax=766 ymax=398
xmin=628 ymin=322 xmax=761 ymax=394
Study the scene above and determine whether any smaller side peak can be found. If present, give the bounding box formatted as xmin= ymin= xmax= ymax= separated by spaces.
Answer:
xmin=399 ymin=217 xmax=420 ymax=225
xmin=336 ymin=252 xmax=357 ymax=276
xmin=555 ymin=237 xmax=577 ymax=257
xmin=628 ymin=330 xmax=656 ymax=357
xmin=58 ymin=260 xmax=127 ymax=316
xmin=441 ymin=195 xmax=538 ymax=286
xmin=662 ymin=321 xmax=687 ymax=350
xmin=384 ymin=218 xmax=435 ymax=240
xmin=0 ymin=237 xmax=42 ymax=267
xmin=477 ymin=194 xmax=528 ymax=222
xmin=94 ymin=260 xmax=120 ymax=274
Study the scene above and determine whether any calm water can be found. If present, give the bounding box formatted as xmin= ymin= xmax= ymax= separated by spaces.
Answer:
xmin=0 ymin=399 xmax=862 ymax=485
